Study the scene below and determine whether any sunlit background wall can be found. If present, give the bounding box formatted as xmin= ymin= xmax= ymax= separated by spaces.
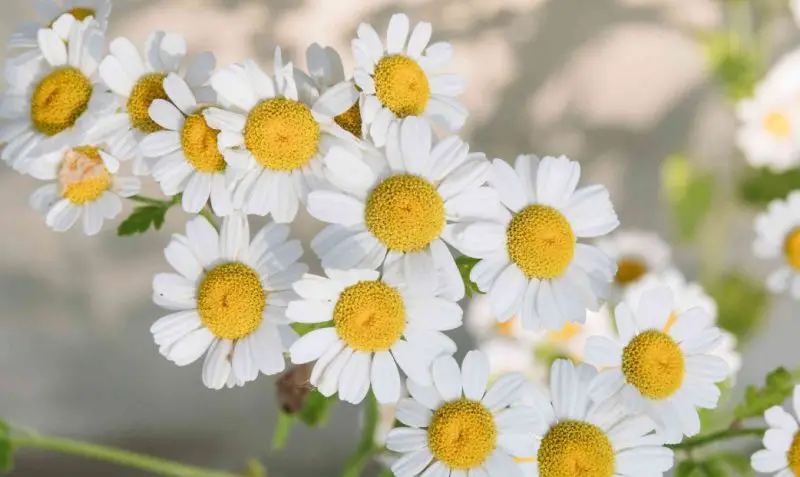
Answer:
xmin=2 ymin=0 xmax=799 ymax=475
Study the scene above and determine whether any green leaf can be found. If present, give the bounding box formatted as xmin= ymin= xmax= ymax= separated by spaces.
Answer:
xmin=707 ymin=272 xmax=769 ymax=342
xmin=734 ymin=367 xmax=796 ymax=419
xmin=291 ymin=321 xmax=333 ymax=337
xmin=711 ymin=452 xmax=754 ymax=476
xmin=455 ymin=255 xmax=481 ymax=297
xmin=117 ymin=205 xmax=169 ymax=236
xmin=739 ymin=167 xmax=800 ymax=207
xmin=243 ymin=458 xmax=267 ymax=477
xmin=377 ymin=470 xmax=394 ymax=477
xmin=703 ymin=30 xmax=760 ymax=101
xmin=298 ymin=390 xmax=333 ymax=427
xmin=0 ymin=420 xmax=11 ymax=472
xmin=661 ymin=155 xmax=714 ymax=242
xmin=676 ymin=460 xmax=700 ymax=477
xmin=271 ymin=412 xmax=294 ymax=450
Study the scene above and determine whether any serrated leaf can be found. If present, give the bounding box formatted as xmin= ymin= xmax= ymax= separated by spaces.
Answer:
xmin=662 ymin=155 xmax=715 ymax=242
xmin=707 ymin=272 xmax=769 ymax=342
xmin=455 ymin=255 xmax=481 ymax=297
xmin=734 ymin=367 xmax=796 ymax=419
xmin=299 ymin=390 xmax=333 ymax=427
xmin=117 ymin=205 xmax=169 ymax=236
xmin=739 ymin=167 xmax=800 ymax=207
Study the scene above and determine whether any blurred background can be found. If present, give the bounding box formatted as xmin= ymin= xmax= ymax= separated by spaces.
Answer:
xmin=1 ymin=0 xmax=799 ymax=475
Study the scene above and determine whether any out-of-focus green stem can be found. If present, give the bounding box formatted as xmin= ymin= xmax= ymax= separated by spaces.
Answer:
xmin=340 ymin=393 xmax=380 ymax=477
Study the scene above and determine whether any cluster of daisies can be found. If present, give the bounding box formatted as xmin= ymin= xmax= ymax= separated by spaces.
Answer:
xmin=4 ymin=2 xmax=790 ymax=477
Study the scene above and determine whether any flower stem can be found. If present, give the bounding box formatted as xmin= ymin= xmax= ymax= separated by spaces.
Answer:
xmin=340 ymin=393 xmax=380 ymax=477
xmin=668 ymin=427 xmax=767 ymax=451
xmin=199 ymin=207 xmax=218 ymax=229
xmin=12 ymin=433 xmax=241 ymax=477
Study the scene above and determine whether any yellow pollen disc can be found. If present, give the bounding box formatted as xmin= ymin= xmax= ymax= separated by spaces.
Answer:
xmin=537 ymin=420 xmax=614 ymax=477
xmin=427 ymin=399 xmax=497 ymax=470
xmin=506 ymin=205 xmax=575 ymax=279
xmin=334 ymin=100 xmax=362 ymax=137
xmin=787 ymin=432 xmax=800 ymax=476
xmin=196 ymin=262 xmax=266 ymax=340
xmin=364 ymin=174 xmax=445 ymax=252
xmin=244 ymin=97 xmax=320 ymax=172
xmin=765 ymin=112 xmax=792 ymax=139
xmin=30 ymin=67 xmax=93 ymax=136
xmin=373 ymin=55 xmax=430 ymax=118
xmin=622 ymin=330 xmax=685 ymax=399
xmin=127 ymin=73 xmax=168 ymax=133
xmin=784 ymin=228 xmax=800 ymax=271
xmin=615 ymin=258 xmax=647 ymax=285
xmin=548 ymin=322 xmax=583 ymax=342
xmin=181 ymin=112 xmax=226 ymax=173
xmin=68 ymin=7 xmax=96 ymax=20
xmin=333 ymin=281 xmax=405 ymax=352
xmin=59 ymin=146 xmax=110 ymax=204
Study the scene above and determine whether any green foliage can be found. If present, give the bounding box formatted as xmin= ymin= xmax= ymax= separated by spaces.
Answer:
xmin=703 ymin=31 xmax=760 ymax=101
xmin=0 ymin=420 xmax=11 ymax=473
xmin=739 ymin=167 xmax=800 ymax=207
xmin=455 ymin=256 xmax=481 ymax=297
xmin=118 ymin=195 xmax=181 ymax=236
xmin=662 ymin=155 xmax=715 ymax=242
xmin=377 ymin=470 xmax=394 ymax=477
xmin=734 ymin=367 xmax=796 ymax=419
xmin=271 ymin=412 xmax=294 ymax=451
xmin=707 ymin=272 xmax=769 ymax=342
xmin=676 ymin=453 xmax=755 ymax=477
xmin=243 ymin=459 xmax=267 ymax=477
xmin=271 ymin=391 xmax=335 ymax=451
xmin=291 ymin=321 xmax=332 ymax=337
xmin=341 ymin=393 xmax=379 ymax=477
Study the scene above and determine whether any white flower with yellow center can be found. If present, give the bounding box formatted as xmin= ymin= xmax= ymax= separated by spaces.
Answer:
xmin=754 ymin=191 xmax=800 ymax=299
xmin=287 ymin=268 xmax=461 ymax=404
xmin=595 ymin=229 xmax=671 ymax=295
xmin=450 ymin=155 xmax=619 ymax=331
xmin=297 ymin=43 xmax=364 ymax=139
xmin=308 ymin=117 xmax=492 ymax=301
xmin=352 ymin=13 xmax=467 ymax=146
xmin=151 ymin=214 xmax=307 ymax=389
xmin=202 ymin=47 xmax=358 ymax=223
xmin=751 ymin=385 xmax=800 ymax=476
xmin=386 ymin=351 xmax=533 ymax=477
xmin=9 ymin=0 xmax=111 ymax=49
xmin=736 ymin=49 xmax=800 ymax=171
xmin=138 ymin=72 xmax=238 ymax=217
xmin=584 ymin=287 xmax=729 ymax=443
xmin=516 ymin=359 xmax=674 ymax=477
xmin=0 ymin=17 xmax=112 ymax=173
xmin=96 ymin=32 xmax=216 ymax=175
xmin=26 ymin=136 xmax=140 ymax=235
xmin=625 ymin=268 xmax=742 ymax=380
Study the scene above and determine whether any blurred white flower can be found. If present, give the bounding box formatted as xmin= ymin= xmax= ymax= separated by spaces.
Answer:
xmin=595 ymin=229 xmax=672 ymax=298
xmin=754 ymin=191 xmax=800 ymax=301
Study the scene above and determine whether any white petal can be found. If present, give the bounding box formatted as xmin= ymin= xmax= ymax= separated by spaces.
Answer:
xmin=140 ymin=131 xmax=181 ymax=157
xmin=386 ymin=427 xmax=427 ymax=453
xmin=289 ymin=328 xmax=338 ymax=364
xmin=167 ymin=328 xmax=214 ymax=366
xmin=219 ymin=213 xmax=250 ymax=261
xmin=407 ymin=22 xmax=432 ymax=58
xmin=386 ymin=14 xmax=410 ymax=54
xmin=396 ymin=397 xmax=433 ymax=428
xmin=751 ymin=449 xmax=788 ymax=473
xmin=372 ymin=351 xmax=401 ymax=404
xmin=462 ymin=350 xmax=490 ymax=401
xmin=149 ymin=99 xmax=184 ymax=131
xmin=482 ymin=373 xmax=524 ymax=411
xmin=164 ymin=73 xmax=197 ymax=115
xmin=307 ymin=190 xmax=365 ymax=226
xmin=164 ymin=238 xmax=203 ymax=281
xmin=338 ymin=351 xmax=372 ymax=404
xmin=38 ymin=28 xmax=67 ymax=66
xmin=391 ymin=449 xmax=433 ymax=477
xmin=392 ymin=340 xmax=433 ymax=386
xmin=489 ymin=264 xmax=527 ymax=322
xmin=202 ymin=339 xmax=233 ymax=390
xmin=432 ymin=355 xmax=462 ymax=401
xmin=583 ymin=337 xmax=622 ymax=367
xmin=535 ymin=155 xmax=580 ymax=209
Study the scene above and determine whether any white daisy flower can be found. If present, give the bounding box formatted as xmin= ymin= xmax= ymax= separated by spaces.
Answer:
xmin=517 ymin=359 xmax=674 ymax=477
xmin=297 ymin=43 xmax=363 ymax=139
xmin=352 ymin=13 xmax=467 ymax=146
xmin=751 ymin=385 xmax=800 ymax=476
xmin=96 ymin=31 xmax=216 ymax=175
xmin=595 ymin=229 xmax=672 ymax=295
xmin=26 ymin=133 xmax=140 ymax=235
xmin=308 ymin=116 xmax=492 ymax=301
xmin=584 ymin=287 xmax=729 ymax=443
xmin=9 ymin=0 xmax=111 ymax=49
xmin=138 ymin=72 xmax=239 ymax=217
xmin=754 ymin=191 xmax=800 ymax=299
xmin=625 ymin=268 xmax=742 ymax=380
xmin=736 ymin=48 xmax=800 ymax=171
xmin=449 ymin=154 xmax=619 ymax=331
xmin=287 ymin=268 xmax=461 ymax=404
xmin=202 ymin=47 xmax=357 ymax=223
xmin=151 ymin=214 xmax=307 ymax=389
xmin=0 ymin=17 xmax=112 ymax=173
xmin=386 ymin=351 xmax=532 ymax=477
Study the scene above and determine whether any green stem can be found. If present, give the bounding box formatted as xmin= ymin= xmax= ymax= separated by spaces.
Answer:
xmin=129 ymin=194 xmax=173 ymax=206
xmin=199 ymin=207 xmax=218 ymax=229
xmin=12 ymin=434 xmax=241 ymax=477
xmin=668 ymin=427 xmax=767 ymax=451
xmin=341 ymin=393 xmax=380 ymax=477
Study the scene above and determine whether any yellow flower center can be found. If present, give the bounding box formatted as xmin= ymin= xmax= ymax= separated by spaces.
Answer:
xmin=334 ymin=100 xmax=362 ymax=138
xmin=59 ymin=146 xmax=110 ymax=204
xmin=30 ymin=67 xmax=93 ymax=136
xmin=243 ymin=97 xmax=320 ymax=172
xmin=787 ymin=432 xmax=800 ymax=476
xmin=506 ymin=205 xmax=575 ymax=279
xmin=127 ymin=73 xmax=168 ymax=133
xmin=427 ymin=399 xmax=497 ymax=470
xmin=181 ymin=112 xmax=226 ymax=173
xmin=333 ymin=281 xmax=406 ymax=352
xmin=548 ymin=322 xmax=583 ymax=342
xmin=765 ymin=111 xmax=792 ymax=139
xmin=373 ymin=55 xmax=430 ymax=118
xmin=537 ymin=421 xmax=614 ymax=477
xmin=196 ymin=262 xmax=266 ymax=340
xmin=615 ymin=258 xmax=647 ymax=285
xmin=364 ymin=174 xmax=445 ymax=252
xmin=622 ymin=330 xmax=685 ymax=399
xmin=784 ymin=228 xmax=800 ymax=271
